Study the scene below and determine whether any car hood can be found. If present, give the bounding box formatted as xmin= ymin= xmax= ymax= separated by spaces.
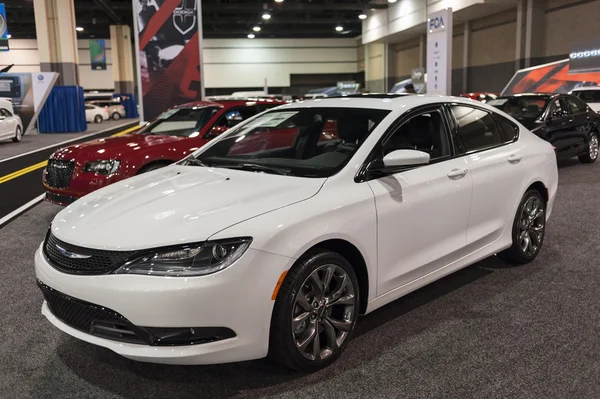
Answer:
xmin=52 ymin=134 xmax=190 ymax=160
xmin=51 ymin=165 xmax=326 ymax=250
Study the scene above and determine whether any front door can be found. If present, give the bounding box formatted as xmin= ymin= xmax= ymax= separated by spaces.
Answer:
xmin=367 ymin=106 xmax=473 ymax=295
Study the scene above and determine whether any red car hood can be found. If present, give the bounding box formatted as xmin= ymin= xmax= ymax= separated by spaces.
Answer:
xmin=52 ymin=134 xmax=190 ymax=160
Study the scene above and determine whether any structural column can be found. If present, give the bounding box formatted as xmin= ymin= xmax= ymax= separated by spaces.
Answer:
xmin=110 ymin=25 xmax=135 ymax=93
xmin=516 ymin=0 xmax=546 ymax=69
xmin=33 ymin=0 xmax=79 ymax=86
xmin=365 ymin=42 xmax=397 ymax=93
xmin=462 ymin=21 xmax=470 ymax=94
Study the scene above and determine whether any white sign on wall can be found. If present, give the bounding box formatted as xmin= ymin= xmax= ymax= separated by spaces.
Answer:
xmin=426 ymin=8 xmax=453 ymax=95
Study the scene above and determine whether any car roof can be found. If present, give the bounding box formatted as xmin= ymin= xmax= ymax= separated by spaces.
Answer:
xmin=571 ymin=86 xmax=600 ymax=91
xmin=498 ymin=93 xmax=557 ymax=99
xmin=175 ymin=99 xmax=287 ymax=109
xmin=272 ymin=94 xmax=499 ymax=111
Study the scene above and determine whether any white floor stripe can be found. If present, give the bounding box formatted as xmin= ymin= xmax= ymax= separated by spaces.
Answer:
xmin=0 ymin=193 xmax=45 ymax=227
xmin=0 ymin=120 xmax=138 ymax=164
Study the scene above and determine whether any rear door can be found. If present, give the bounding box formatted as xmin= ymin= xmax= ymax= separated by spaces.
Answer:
xmin=564 ymin=95 xmax=594 ymax=144
xmin=448 ymin=104 xmax=527 ymax=246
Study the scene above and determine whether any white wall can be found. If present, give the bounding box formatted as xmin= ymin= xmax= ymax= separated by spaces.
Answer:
xmin=0 ymin=39 xmax=114 ymax=90
xmin=0 ymin=37 xmax=359 ymax=90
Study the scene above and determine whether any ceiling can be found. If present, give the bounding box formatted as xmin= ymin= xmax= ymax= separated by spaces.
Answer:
xmin=4 ymin=0 xmax=389 ymax=40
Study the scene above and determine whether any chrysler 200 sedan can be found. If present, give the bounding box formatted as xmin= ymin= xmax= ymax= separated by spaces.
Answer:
xmin=35 ymin=95 xmax=558 ymax=372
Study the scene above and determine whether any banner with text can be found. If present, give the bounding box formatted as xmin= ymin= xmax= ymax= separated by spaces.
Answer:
xmin=133 ymin=0 xmax=204 ymax=122
xmin=426 ymin=8 xmax=452 ymax=95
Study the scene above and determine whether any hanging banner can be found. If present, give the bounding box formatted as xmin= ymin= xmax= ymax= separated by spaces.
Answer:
xmin=90 ymin=39 xmax=107 ymax=70
xmin=133 ymin=0 xmax=204 ymax=122
xmin=0 ymin=72 xmax=58 ymax=135
xmin=0 ymin=3 xmax=9 ymax=52
xmin=426 ymin=8 xmax=452 ymax=95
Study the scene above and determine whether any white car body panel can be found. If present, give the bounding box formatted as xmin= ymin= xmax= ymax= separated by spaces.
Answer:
xmin=85 ymin=104 xmax=109 ymax=123
xmin=0 ymin=98 xmax=23 ymax=141
xmin=36 ymin=95 xmax=559 ymax=364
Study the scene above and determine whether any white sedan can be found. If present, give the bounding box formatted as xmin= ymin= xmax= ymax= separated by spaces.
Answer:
xmin=35 ymin=95 xmax=558 ymax=371
xmin=0 ymin=98 xmax=23 ymax=142
xmin=85 ymin=104 xmax=109 ymax=123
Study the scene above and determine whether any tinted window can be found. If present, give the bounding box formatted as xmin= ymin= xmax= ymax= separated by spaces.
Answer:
xmin=214 ymin=107 xmax=256 ymax=128
xmin=451 ymin=106 xmax=503 ymax=152
xmin=548 ymin=99 xmax=568 ymax=118
xmin=381 ymin=110 xmax=451 ymax=161
xmin=488 ymin=96 xmax=549 ymax=121
xmin=194 ymin=108 xmax=389 ymax=178
xmin=495 ymin=115 xmax=518 ymax=142
xmin=573 ymin=90 xmax=600 ymax=103
xmin=137 ymin=106 xmax=220 ymax=137
xmin=85 ymin=105 xmax=95 ymax=110
xmin=566 ymin=97 xmax=586 ymax=114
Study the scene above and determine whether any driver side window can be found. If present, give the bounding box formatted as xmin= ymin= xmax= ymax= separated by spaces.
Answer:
xmin=380 ymin=109 xmax=451 ymax=162
xmin=548 ymin=99 xmax=568 ymax=118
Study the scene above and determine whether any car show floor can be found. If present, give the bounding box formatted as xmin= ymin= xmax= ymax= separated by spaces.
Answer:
xmin=0 ymin=119 xmax=139 ymax=226
xmin=0 ymin=159 xmax=599 ymax=399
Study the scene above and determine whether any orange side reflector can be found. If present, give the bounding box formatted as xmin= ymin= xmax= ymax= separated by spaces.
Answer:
xmin=271 ymin=270 xmax=288 ymax=300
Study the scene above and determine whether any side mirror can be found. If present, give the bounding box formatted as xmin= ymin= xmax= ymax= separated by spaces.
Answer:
xmin=208 ymin=125 xmax=228 ymax=138
xmin=383 ymin=149 xmax=430 ymax=167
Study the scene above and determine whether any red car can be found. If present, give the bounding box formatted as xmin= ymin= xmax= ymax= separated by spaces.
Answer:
xmin=459 ymin=92 xmax=499 ymax=102
xmin=43 ymin=99 xmax=286 ymax=205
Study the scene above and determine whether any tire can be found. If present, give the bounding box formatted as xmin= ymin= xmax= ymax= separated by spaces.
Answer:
xmin=94 ymin=115 xmax=103 ymax=124
xmin=112 ymin=112 xmax=121 ymax=120
xmin=579 ymin=132 xmax=599 ymax=164
xmin=498 ymin=189 xmax=546 ymax=264
xmin=12 ymin=126 xmax=22 ymax=143
xmin=268 ymin=249 xmax=360 ymax=372
xmin=138 ymin=162 xmax=169 ymax=174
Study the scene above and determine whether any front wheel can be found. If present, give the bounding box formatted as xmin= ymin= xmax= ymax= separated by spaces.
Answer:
xmin=498 ymin=189 xmax=546 ymax=264
xmin=112 ymin=112 xmax=121 ymax=120
xmin=268 ymin=250 xmax=359 ymax=372
xmin=12 ymin=126 xmax=22 ymax=142
xmin=94 ymin=115 xmax=103 ymax=124
xmin=579 ymin=132 xmax=599 ymax=163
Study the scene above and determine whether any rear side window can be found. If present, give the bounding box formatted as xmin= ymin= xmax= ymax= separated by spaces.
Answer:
xmin=494 ymin=115 xmax=518 ymax=142
xmin=565 ymin=97 xmax=586 ymax=114
xmin=450 ymin=106 xmax=503 ymax=152
xmin=573 ymin=90 xmax=600 ymax=103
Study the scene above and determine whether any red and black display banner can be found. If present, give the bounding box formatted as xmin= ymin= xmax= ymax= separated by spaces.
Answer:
xmin=133 ymin=0 xmax=204 ymax=121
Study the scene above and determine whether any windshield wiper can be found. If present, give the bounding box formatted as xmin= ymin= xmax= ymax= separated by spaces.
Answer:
xmin=184 ymin=156 xmax=208 ymax=167
xmin=222 ymin=163 xmax=293 ymax=176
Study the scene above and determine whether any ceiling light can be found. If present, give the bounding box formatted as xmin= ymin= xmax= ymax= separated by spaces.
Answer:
xmin=6 ymin=34 xmax=11 ymax=39
xmin=275 ymin=0 xmax=284 ymax=2
xmin=388 ymin=0 xmax=397 ymax=3
xmin=247 ymin=33 xmax=255 ymax=39
xmin=253 ymin=26 xmax=261 ymax=32
xmin=76 ymin=26 xmax=84 ymax=32
xmin=359 ymin=14 xmax=367 ymax=19
xmin=262 ymin=13 xmax=271 ymax=20
xmin=335 ymin=26 xmax=344 ymax=32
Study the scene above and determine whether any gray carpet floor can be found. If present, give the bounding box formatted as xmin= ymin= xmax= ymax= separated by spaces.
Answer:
xmin=1 ymin=158 xmax=599 ymax=398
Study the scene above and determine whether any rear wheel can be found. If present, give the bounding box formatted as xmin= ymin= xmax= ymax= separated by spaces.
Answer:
xmin=498 ymin=189 xmax=546 ymax=264
xmin=268 ymin=250 xmax=359 ymax=372
xmin=579 ymin=132 xmax=599 ymax=163
xmin=112 ymin=112 xmax=121 ymax=120
xmin=12 ymin=126 xmax=22 ymax=143
xmin=94 ymin=115 xmax=103 ymax=124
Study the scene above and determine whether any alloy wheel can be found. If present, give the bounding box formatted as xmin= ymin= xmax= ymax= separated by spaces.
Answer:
xmin=518 ymin=196 xmax=545 ymax=257
xmin=16 ymin=128 xmax=21 ymax=141
xmin=291 ymin=264 xmax=356 ymax=361
xmin=589 ymin=134 xmax=599 ymax=160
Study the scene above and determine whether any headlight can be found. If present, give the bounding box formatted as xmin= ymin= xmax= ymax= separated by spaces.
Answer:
xmin=114 ymin=237 xmax=252 ymax=277
xmin=83 ymin=160 xmax=121 ymax=175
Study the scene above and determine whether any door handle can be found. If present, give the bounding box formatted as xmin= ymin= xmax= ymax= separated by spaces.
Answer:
xmin=508 ymin=154 xmax=522 ymax=164
xmin=447 ymin=168 xmax=468 ymax=180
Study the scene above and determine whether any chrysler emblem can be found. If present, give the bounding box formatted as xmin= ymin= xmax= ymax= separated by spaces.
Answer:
xmin=56 ymin=244 xmax=91 ymax=259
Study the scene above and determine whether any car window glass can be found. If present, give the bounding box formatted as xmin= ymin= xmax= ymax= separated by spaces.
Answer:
xmin=573 ymin=90 xmax=600 ymax=103
xmin=548 ymin=99 xmax=568 ymax=118
xmin=85 ymin=105 xmax=94 ymax=110
xmin=495 ymin=115 xmax=518 ymax=142
xmin=381 ymin=110 xmax=451 ymax=161
xmin=451 ymin=106 xmax=503 ymax=152
xmin=566 ymin=97 xmax=585 ymax=114
xmin=137 ymin=106 xmax=220 ymax=137
xmin=489 ymin=97 xmax=548 ymax=122
xmin=1 ymin=108 xmax=10 ymax=117
xmin=214 ymin=107 xmax=256 ymax=128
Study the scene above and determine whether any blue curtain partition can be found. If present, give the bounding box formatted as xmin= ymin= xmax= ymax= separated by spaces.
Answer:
xmin=113 ymin=93 xmax=139 ymax=119
xmin=38 ymin=86 xmax=87 ymax=133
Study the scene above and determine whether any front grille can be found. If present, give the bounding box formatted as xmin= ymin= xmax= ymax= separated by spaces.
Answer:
xmin=44 ymin=232 xmax=137 ymax=275
xmin=38 ymin=281 xmax=146 ymax=345
xmin=45 ymin=159 xmax=75 ymax=189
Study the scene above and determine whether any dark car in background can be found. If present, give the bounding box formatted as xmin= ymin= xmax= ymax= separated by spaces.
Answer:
xmin=487 ymin=93 xmax=600 ymax=163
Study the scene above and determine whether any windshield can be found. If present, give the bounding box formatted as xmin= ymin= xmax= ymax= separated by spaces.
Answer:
xmin=487 ymin=97 xmax=550 ymax=121
xmin=137 ymin=107 xmax=219 ymax=137
xmin=192 ymin=107 xmax=390 ymax=178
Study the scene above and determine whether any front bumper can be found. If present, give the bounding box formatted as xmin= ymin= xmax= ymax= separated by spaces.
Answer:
xmin=35 ymin=244 xmax=293 ymax=365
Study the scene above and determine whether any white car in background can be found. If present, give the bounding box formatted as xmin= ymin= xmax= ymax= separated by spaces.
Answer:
xmin=0 ymin=98 xmax=23 ymax=142
xmin=570 ymin=86 xmax=600 ymax=112
xmin=36 ymin=95 xmax=558 ymax=371
xmin=87 ymin=100 xmax=126 ymax=120
xmin=85 ymin=104 xmax=109 ymax=124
